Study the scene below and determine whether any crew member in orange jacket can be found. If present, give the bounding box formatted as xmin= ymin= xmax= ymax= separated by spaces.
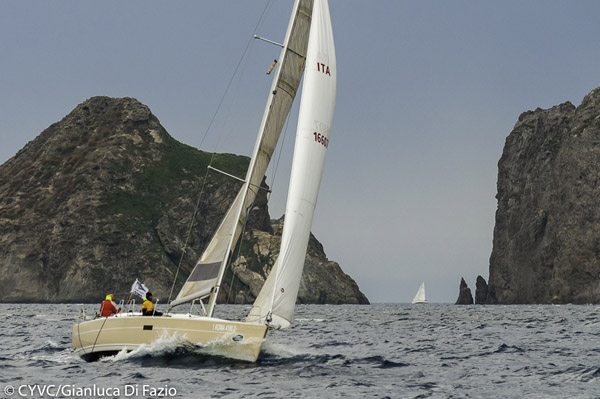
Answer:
xmin=100 ymin=294 xmax=121 ymax=317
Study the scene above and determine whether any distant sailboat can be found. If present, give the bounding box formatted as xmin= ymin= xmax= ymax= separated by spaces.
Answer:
xmin=411 ymin=282 xmax=427 ymax=304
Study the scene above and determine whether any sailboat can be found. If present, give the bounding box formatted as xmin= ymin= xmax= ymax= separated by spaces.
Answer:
xmin=411 ymin=282 xmax=428 ymax=304
xmin=72 ymin=0 xmax=336 ymax=362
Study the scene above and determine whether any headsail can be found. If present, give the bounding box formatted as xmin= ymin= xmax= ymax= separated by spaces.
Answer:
xmin=247 ymin=0 xmax=336 ymax=328
xmin=171 ymin=0 xmax=315 ymax=313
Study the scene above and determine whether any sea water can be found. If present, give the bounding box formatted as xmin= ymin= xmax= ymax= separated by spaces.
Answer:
xmin=1 ymin=303 xmax=599 ymax=398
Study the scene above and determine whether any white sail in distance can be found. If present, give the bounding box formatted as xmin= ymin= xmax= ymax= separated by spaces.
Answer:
xmin=248 ymin=0 xmax=336 ymax=328
xmin=412 ymin=283 xmax=427 ymax=304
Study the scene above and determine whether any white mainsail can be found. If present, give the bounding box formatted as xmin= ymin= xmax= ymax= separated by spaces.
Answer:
xmin=412 ymin=282 xmax=427 ymax=304
xmin=171 ymin=0 xmax=315 ymax=312
xmin=248 ymin=0 xmax=336 ymax=328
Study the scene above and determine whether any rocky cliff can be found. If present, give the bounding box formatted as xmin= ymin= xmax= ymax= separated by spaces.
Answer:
xmin=0 ymin=96 xmax=368 ymax=305
xmin=487 ymin=86 xmax=600 ymax=304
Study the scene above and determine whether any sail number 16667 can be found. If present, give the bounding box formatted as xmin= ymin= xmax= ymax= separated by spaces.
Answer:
xmin=313 ymin=132 xmax=329 ymax=148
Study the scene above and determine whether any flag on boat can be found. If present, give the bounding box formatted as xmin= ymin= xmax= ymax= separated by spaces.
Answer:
xmin=130 ymin=279 xmax=148 ymax=299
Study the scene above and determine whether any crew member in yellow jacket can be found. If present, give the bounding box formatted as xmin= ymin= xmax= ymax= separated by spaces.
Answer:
xmin=141 ymin=292 xmax=163 ymax=316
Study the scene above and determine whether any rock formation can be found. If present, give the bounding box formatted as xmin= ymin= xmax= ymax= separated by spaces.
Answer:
xmin=487 ymin=86 xmax=600 ymax=304
xmin=474 ymin=275 xmax=488 ymax=304
xmin=0 ymin=96 xmax=369 ymax=304
xmin=455 ymin=277 xmax=474 ymax=305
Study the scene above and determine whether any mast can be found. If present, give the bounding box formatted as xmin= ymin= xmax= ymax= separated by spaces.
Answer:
xmin=171 ymin=0 xmax=314 ymax=313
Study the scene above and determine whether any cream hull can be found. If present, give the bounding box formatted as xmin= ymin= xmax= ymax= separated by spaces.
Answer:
xmin=72 ymin=313 xmax=268 ymax=362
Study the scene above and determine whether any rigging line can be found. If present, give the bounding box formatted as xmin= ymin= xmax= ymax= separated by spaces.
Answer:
xmin=261 ymin=114 xmax=293 ymax=317
xmin=174 ymin=21 xmax=261 ymax=302
xmin=90 ymin=316 xmax=110 ymax=355
xmin=167 ymin=166 xmax=213 ymax=304
xmin=244 ymin=92 xmax=292 ymax=314
xmin=189 ymin=0 xmax=275 ymax=239
xmin=197 ymin=0 xmax=274 ymax=153
xmin=266 ymin=103 xmax=292 ymax=205
xmin=169 ymin=1 xmax=275 ymax=306
xmin=226 ymin=199 xmax=256 ymax=304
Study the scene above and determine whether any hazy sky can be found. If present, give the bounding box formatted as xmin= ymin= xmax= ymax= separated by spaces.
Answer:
xmin=2 ymin=1 xmax=600 ymax=303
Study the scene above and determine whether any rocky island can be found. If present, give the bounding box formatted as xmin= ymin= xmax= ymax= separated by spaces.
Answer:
xmin=0 ymin=96 xmax=369 ymax=305
xmin=458 ymin=86 xmax=600 ymax=304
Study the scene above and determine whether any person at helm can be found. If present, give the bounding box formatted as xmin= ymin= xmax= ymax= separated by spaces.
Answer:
xmin=100 ymin=294 xmax=121 ymax=317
